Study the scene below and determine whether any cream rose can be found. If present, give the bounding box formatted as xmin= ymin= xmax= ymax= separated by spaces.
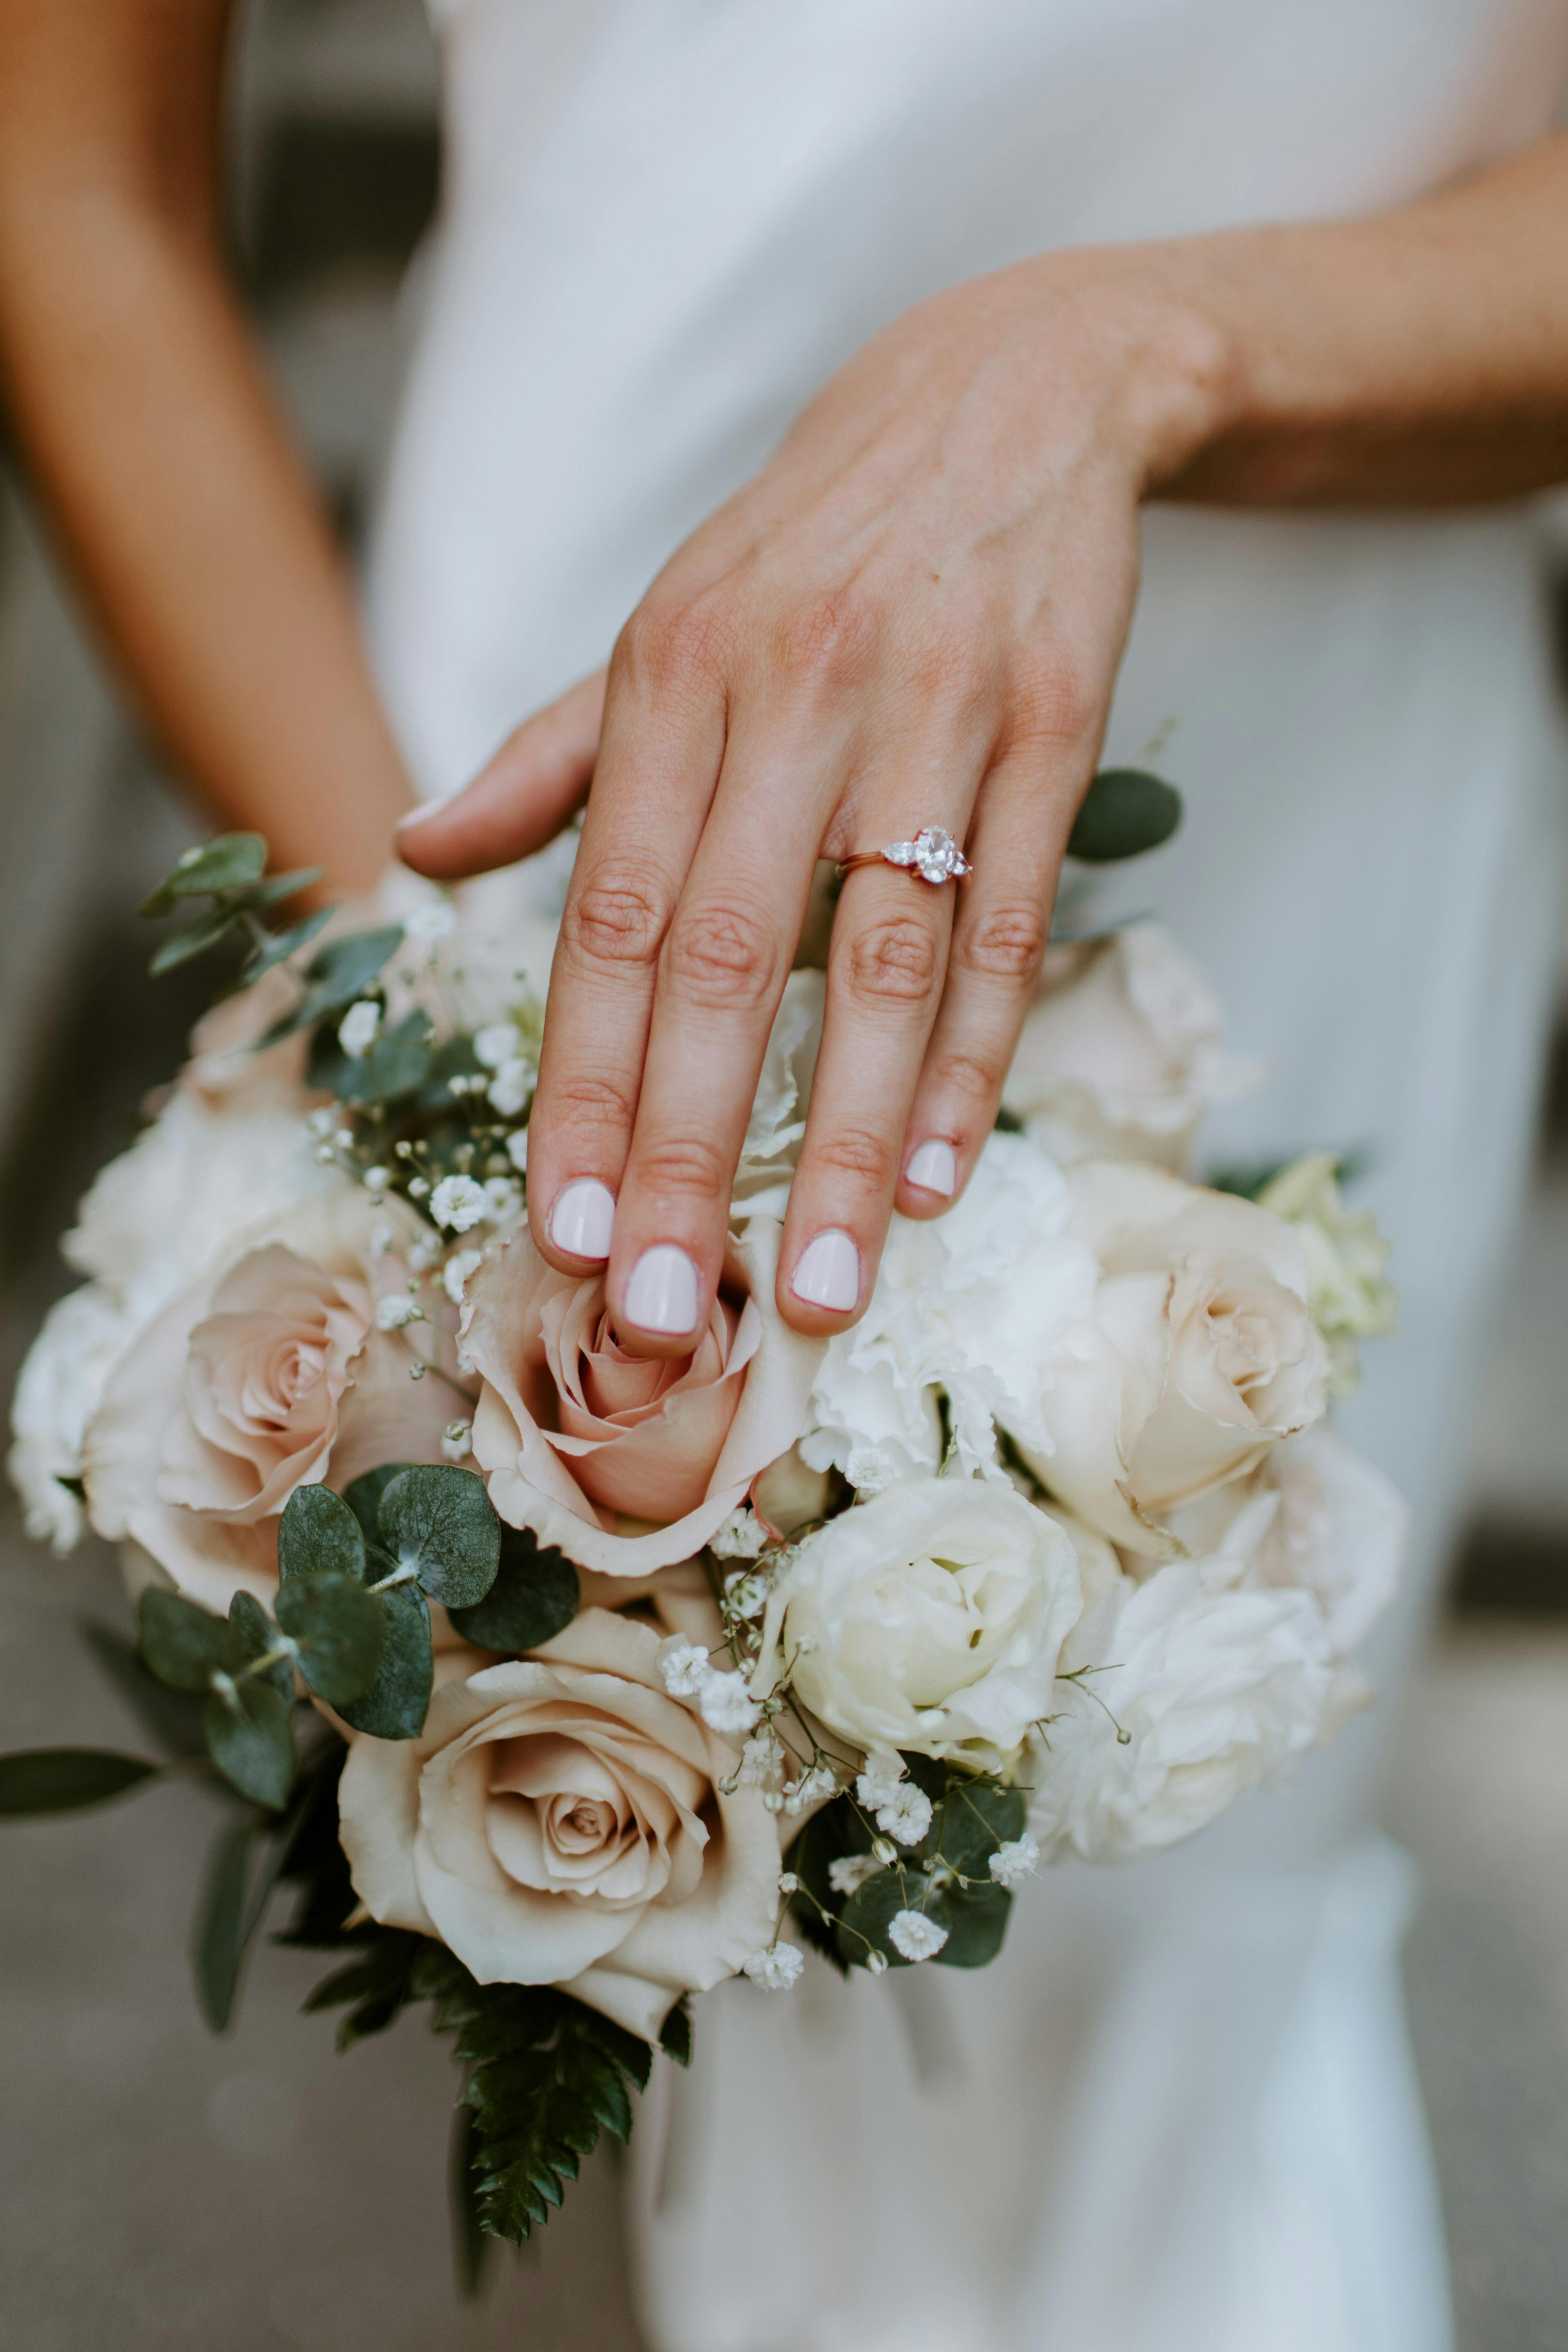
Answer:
xmin=338 ymin=1609 xmax=779 ymax=2040
xmin=1001 ymin=922 xmax=1265 ymax=1172
xmin=1026 ymin=1556 xmax=1336 ymax=1863
xmin=1016 ymin=1161 xmax=1329 ymax=1556
xmin=82 ymin=1188 xmax=472 ymax=1611
xmin=466 ymin=1215 xmax=824 ymax=1577
xmin=756 ymin=1477 xmax=1084 ymax=1771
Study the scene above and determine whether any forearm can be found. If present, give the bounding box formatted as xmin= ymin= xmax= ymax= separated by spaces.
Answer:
xmin=1112 ymin=130 xmax=1568 ymax=506
xmin=0 ymin=1 xmax=412 ymax=890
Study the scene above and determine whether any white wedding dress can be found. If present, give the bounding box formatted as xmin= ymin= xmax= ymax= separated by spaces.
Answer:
xmin=365 ymin=5 xmax=1568 ymax=2346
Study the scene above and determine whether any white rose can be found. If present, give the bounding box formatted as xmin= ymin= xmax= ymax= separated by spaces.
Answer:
xmin=1162 ymin=1425 xmax=1406 ymax=1656
xmin=801 ymin=1136 xmax=1098 ymax=1493
xmin=756 ymin=1477 xmax=1084 ymax=1771
xmin=8 ymin=1286 xmax=139 ymax=1552
xmin=1027 ymin=1557 xmax=1336 ymax=1862
xmin=1002 ymin=922 xmax=1265 ymax=1172
xmin=1016 ymin=1161 xmax=1329 ymax=1556
xmin=1253 ymin=1154 xmax=1396 ymax=1397
xmin=339 ymin=1610 xmax=780 ymax=2040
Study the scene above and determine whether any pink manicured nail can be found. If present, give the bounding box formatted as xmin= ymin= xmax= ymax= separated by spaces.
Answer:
xmin=905 ymin=1140 xmax=957 ymax=1197
xmin=623 ymin=1245 xmax=700 ymax=1335
xmin=548 ymin=1179 xmax=616 ymax=1260
xmin=790 ymin=1229 xmax=859 ymax=1312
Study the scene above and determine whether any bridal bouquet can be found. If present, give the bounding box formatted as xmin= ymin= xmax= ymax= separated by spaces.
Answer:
xmin=4 ymin=788 xmax=1401 ymax=2278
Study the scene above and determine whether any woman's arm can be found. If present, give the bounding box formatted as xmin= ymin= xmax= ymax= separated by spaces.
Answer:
xmin=0 ymin=0 xmax=413 ymax=890
xmin=401 ymin=130 xmax=1568 ymax=1354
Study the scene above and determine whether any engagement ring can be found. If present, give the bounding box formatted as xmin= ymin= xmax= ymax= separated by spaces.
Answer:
xmin=836 ymin=825 xmax=972 ymax=885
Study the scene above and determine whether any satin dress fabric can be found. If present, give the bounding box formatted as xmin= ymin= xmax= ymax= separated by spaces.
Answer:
xmin=365 ymin=5 xmax=1568 ymax=2344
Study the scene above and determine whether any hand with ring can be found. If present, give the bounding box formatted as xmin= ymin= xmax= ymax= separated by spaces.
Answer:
xmin=397 ymin=252 xmax=1227 ymax=1353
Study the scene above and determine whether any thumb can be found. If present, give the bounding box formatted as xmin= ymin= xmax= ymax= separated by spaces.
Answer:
xmin=395 ymin=668 xmax=606 ymax=878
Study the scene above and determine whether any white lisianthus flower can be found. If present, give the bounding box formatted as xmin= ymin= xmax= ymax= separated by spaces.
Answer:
xmin=1002 ymin=921 xmax=1266 ymax=1173
xmin=1253 ymin=1154 xmax=1396 ymax=1397
xmin=757 ymin=1477 xmax=1083 ymax=1772
xmin=1026 ymin=1559 xmax=1336 ymax=1863
xmin=1015 ymin=1161 xmax=1330 ymax=1558
xmin=800 ymin=1137 xmax=1098 ymax=1492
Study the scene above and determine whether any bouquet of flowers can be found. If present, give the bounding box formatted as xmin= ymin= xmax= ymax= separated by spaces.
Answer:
xmin=3 ymin=785 xmax=1401 ymax=2282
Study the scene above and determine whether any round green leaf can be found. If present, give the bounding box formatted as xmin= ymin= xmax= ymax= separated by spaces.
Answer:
xmin=229 ymin=1591 xmax=293 ymax=1703
xmin=139 ymin=1588 xmax=240 ymax=1692
xmin=338 ymin=1582 xmax=433 ymax=1741
xmin=276 ymin=1571 xmax=386 ymax=1706
xmin=835 ymin=1867 xmax=934 ymax=1972
xmin=342 ymin=1463 xmax=417 ymax=1549
xmin=379 ymin=1467 xmax=501 ymax=1609
xmin=921 ymin=1775 xmax=1026 ymax=1877
xmin=448 ymin=1525 xmax=578 ymax=1651
xmin=931 ymin=1882 xmax=1011 ymax=1969
xmin=1066 ymin=769 xmax=1182 ymax=864
xmin=138 ymin=832 xmax=267 ymax=916
xmin=149 ymin=906 xmax=243 ymax=974
xmin=0 ymin=1749 xmax=159 ymax=1816
xmin=244 ymin=902 xmax=332 ymax=979
xmin=204 ymin=1679 xmax=294 ymax=1810
xmin=278 ymin=1484 xmax=367 ymax=1586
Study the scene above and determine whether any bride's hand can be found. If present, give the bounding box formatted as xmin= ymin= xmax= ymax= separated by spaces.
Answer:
xmin=399 ymin=255 xmax=1231 ymax=1351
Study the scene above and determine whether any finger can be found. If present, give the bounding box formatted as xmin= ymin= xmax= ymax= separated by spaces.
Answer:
xmin=603 ymin=715 xmax=832 ymax=1354
xmin=525 ymin=626 xmax=727 ymax=1285
xmin=894 ymin=753 xmax=1081 ymax=1220
xmin=395 ymin=668 xmax=606 ymax=878
xmin=777 ymin=846 xmax=960 ymax=1334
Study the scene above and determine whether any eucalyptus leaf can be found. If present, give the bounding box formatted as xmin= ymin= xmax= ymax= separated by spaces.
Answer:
xmin=204 ymin=1679 xmax=294 ymax=1810
xmin=149 ymin=906 xmax=243 ymax=976
xmin=448 ymin=1524 xmax=578 ymax=1652
xmin=81 ymin=1620 xmax=208 ymax=1757
xmin=245 ymin=866 xmax=324 ymax=909
xmin=278 ymin=1484 xmax=367 ymax=1586
xmin=417 ymin=1035 xmax=486 ymax=1114
xmin=358 ymin=1010 xmax=436 ymax=1104
xmin=931 ymin=1881 xmax=1011 ymax=1969
xmin=342 ymin=1463 xmax=416 ymax=1550
xmin=1066 ymin=768 xmax=1182 ymax=864
xmin=835 ymin=1868 xmax=938 ymax=1972
xmin=922 ymin=1776 xmax=1025 ymax=1878
xmin=140 ymin=1588 xmax=240 ymax=1692
xmin=243 ymin=903 xmax=333 ymax=980
xmin=379 ymin=1467 xmax=501 ymax=1609
xmin=276 ymin=1571 xmax=385 ymax=1706
xmin=0 ymin=1748 xmax=159 ymax=1816
xmin=337 ymin=1580 xmax=433 ymax=1741
xmin=193 ymin=1817 xmax=254 ymax=2033
xmin=139 ymin=832 xmax=267 ymax=916
xmin=229 ymin=1591 xmax=293 ymax=1703
xmin=262 ymin=925 xmax=405 ymax=1044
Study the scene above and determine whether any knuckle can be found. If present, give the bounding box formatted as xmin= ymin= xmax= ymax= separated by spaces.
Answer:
xmin=619 ymin=590 xmax=735 ymax=690
xmin=663 ymin=897 xmax=781 ymax=1011
xmin=1008 ymin=656 xmax=1098 ymax=755
xmin=955 ymin=900 xmax=1047 ymax=986
xmin=812 ymin=1123 xmax=896 ymax=1194
xmin=547 ymin=1070 xmax=640 ymax=1133
xmin=633 ymin=1133 xmax=731 ymax=1207
xmin=842 ymin=914 xmax=943 ymax=1010
xmin=929 ymin=1045 xmax=1007 ymax=1108
xmin=565 ymin=867 xmax=670 ymax=970
xmin=772 ymin=589 xmax=879 ymax=690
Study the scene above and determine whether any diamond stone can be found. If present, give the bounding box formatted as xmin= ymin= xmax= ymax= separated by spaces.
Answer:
xmin=895 ymin=825 xmax=971 ymax=884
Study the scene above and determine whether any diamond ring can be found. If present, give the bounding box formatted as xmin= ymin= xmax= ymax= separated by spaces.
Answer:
xmin=836 ymin=825 xmax=972 ymax=886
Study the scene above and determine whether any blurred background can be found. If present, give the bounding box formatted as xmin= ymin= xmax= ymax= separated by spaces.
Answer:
xmin=0 ymin=3 xmax=1565 ymax=2346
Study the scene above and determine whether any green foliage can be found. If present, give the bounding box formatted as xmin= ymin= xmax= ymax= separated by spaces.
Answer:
xmin=337 ymin=1580 xmax=432 ymax=1741
xmin=139 ymin=833 xmax=268 ymax=915
xmin=782 ymin=1795 xmax=871 ymax=1976
xmin=278 ymin=1484 xmax=367 ymax=1585
xmin=275 ymin=1571 xmax=385 ymax=1706
xmin=1067 ymin=768 xmax=1182 ymax=863
xmin=450 ymin=2101 xmax=494 ymax=2300
xmin=310 ymin=1008 xmax=435 ymax=1106
xmin=658 ymin=1997 xmax=693 ymax=2067
xmin=150 ymin=906 xmax=248 ymax=975
xmin=262 ymin=927 xmax=405 ymax=1045
xmin=203 ymin=1678 xmax=294 ymax=1810
xmin=138 ymin=833 xmax=325 ymax=981
xmin=243 ymin=903 xmax=333 ymax=979
xmin=377 ymin=1466 xmax=501 ymax=1610
xmin=0 ymin=1748 xmax=159 ymax=1816
xmin=448 ymin=1523 xmax=579 ymax=1651
xmin=836 ymin=1864 xmax=937 ymax=1969
xmin=138 ymin=1588 xmax=241 ymax=1691
xmin=230 ymin=1590 xmax=293 ymax=1704
xmin=341 ymin=1464 xmax=415 ymax=1550
xmin=193 ymin=1817 xmax=255 ymax=2032
xmin=82 ymin=1620 xmax=208 ymax=1756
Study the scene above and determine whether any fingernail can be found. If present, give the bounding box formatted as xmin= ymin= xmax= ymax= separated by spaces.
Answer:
xmin=395 ymin=793 xmax=457 ymax=833
xmin=623 ymin=1245 xmax=700 ymax=1335
xmin=790 ymin=1229 xmax=860 ymax=1312
xmin=548 ymin=1179 xmax=616 ymax=1260
xmin=905 ymin=1140 xmax=957 ymax=1197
